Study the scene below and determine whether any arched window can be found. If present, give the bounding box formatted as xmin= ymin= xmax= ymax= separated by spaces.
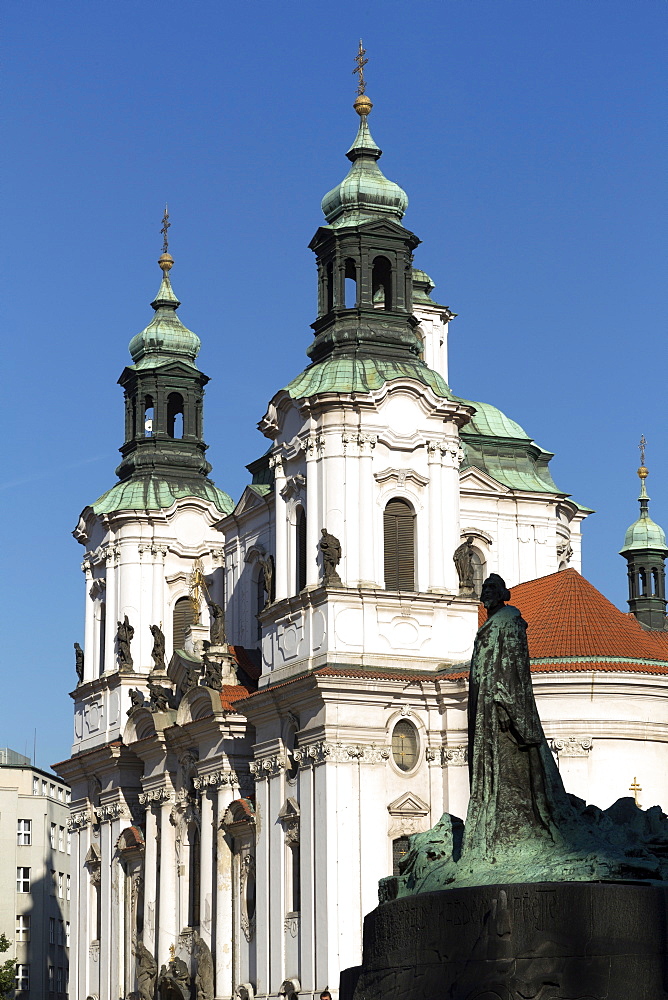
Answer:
xmin=167 ymin=393 xmax=184 ymax=439
xmin=144 ymin=395 xmax=154 ymax=437
xmin=372 ymin=256 xmax=392 ymax=310
xmin=384 ymin=498 xmax=415 ymax=591
xmin=639 ymin=568 xmax=648 ymax=597
xmin=344 ymin=258 xmax=357 ymax=308
xmin=392 ymin=836 xmax=410 ymax=876
xmin=173 ymin=596 xmax=196 ymax=652
xmin=296 ymin=506 xmax=307 ymax=593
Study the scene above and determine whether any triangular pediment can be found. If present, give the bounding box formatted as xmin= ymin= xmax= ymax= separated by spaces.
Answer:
xmin=387 ymin=791 xmax=430 ymax=817
xmin=234 ymin=485 xmax=272 ymax=517
xmin=278 ymin=797 xmax=300 ymax=821
xmin=459 ymin=465 xmax=510 ymax=494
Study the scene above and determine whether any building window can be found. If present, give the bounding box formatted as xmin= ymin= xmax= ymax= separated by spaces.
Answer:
xmin=48 ymin=964 xmax=54 ymax=992
xmin=67 ymin=831 xmax=71 ymax=855
xmin=49 ymin=783 xmax=55 ymax=797
xmin=58 ymin=827 xmax=64 ymax=852
xmin=33 ymin=776 xmax=39 ymax=796
xmin=392 ymin=836 xmax=410 ymax=876
xmin=16 ymin=868 xmax=30 ymax=893
xmin=42 ymin=780 xmax=48 ymax=796
xmin=57 ymin=921 xmax=64 ymax=946
xmin=296 ymin=506 xmax=307 ymax=592
xmin=66 ymin=874 xmax=71 ymax=901
xmin=173 ymin=595 xmax=196 ymax=652
xmin=383 ymin=498 xmax=415 ymax=591
xmin=57 ymin=967 xmax=63 ymax=993
xmin=17 ymin=820 xmax=31 ymax=846
xmin=65 ymin=789 xmax=71 ymax=804
xmin=58 ymin=787 xmax=64 ymax=802
xmin=65 ymin=922 xmax=70 ymax=948
xmin=391 ymin=719 xmax=419 ymax=772
xmin=470 ymin=547 xmax=486 ymax=598
xmin=58 ymin=873 xmax=64 ymax=898
xmin=15 ymin=965 xmax=29 ymax=992
xmin=16 ymin=915 xmax=30 ymax=942
xmin=49 ymin=917 xmax=56 ymax=944
xmin=50 ymin=823 xmax=57 ymax=850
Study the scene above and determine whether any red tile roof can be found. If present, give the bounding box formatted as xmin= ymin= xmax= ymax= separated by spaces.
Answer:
xmin=483 ymin=569 xmax=668 ymax=673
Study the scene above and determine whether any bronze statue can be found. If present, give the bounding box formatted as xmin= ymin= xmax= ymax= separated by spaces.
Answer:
xmin=134 ymin=940 xmax=157 ymax=1000
xmin=149 ymin=624 xmax=166 ymax=672
xmin=259 ymin=553 xmax=274 ymax=606
xmin=208 ymin=602 xmax=226 ymax=646
xmin=453 ymin=536 xmax=476 ymax=595
xmin=320 ymin=527 xmax=342 ymax=586
xmin=117 ymin=615 xmax=134 ymax=670
xmin=74 ymin=642 xmax=84 ymax=683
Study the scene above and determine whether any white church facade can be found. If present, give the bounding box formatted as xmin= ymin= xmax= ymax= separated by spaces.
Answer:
xmin=54 ymin=85 xmax=668 ymax=1000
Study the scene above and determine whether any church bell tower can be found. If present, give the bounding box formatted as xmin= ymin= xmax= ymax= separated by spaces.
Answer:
xmin=620 ymin=440 xmax=668 ymax=630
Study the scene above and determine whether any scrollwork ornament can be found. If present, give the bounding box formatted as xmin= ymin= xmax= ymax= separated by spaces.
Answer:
xmin=441 ymin=745 xmax=468 ymax=767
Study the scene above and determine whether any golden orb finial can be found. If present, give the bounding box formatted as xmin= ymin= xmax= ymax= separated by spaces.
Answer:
xmin=352 ymin=40 xmax=372 ymax=115
xmin=353 ymin=93 xmax=373 ymax=116
xmin=158 ymin=251 xmax=174 ymax=273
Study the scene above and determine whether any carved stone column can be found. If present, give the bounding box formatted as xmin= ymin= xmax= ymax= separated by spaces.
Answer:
xmin=441 ymin=435 xmax=465 ymax=594
xmin=358 ymin=433 xmax=377 ymax=587
xmin=271 ymin=453 xmax=289 ymax=601
xmin=199 ymin=790 xmax=214 ymax=948
xmin=103 ymin=543 xmax=118 ymax=673
xmin=151 ymin=545 xmax=167 ymax=644
xmin=426 ymin=440 xmax=445 ymax=592
xmin=305 ymin=436 xmax=321 ymax=588
xmin=215 ymin=783 xmax=236 ymax=998
xmin=158 ymin=793 xmax=177 ymax=963
xmin=141 ymin=801 xmax=158 ymax=953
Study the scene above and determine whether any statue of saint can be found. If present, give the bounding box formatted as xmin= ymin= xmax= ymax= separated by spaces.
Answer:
xmin=127 ymin=688 xmax=145 ymax=714
xmin=320 ymin=527 xmax=342 ymax=586
xmin=134 ymin=940 xmax=157 ymax=1000
xmin=259 ymin=553 xmax=275 ymax=605
xmin=208 ymin=602 xmax=226 ymax=646
xmin=148 ymin=681 xmax=174 ymax=713
xmin=117 ymin=615 xmax=134 ymax=670
xmin=74 ymin=642 xmax=84 ymax=683
xmin=193 ymin=930 xmax=215 ymax=1000
xmin=465 ymin=573 xmax=575 ymax=857
xmin=149 ymin=624 xmax=165 ymax=672
xmin=453 ymin=536 xmax=476 ymax=594
xmin=202 ymin=642 xmax=222 ymax=691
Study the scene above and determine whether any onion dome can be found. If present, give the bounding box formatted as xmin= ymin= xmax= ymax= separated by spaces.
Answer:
xmin=128 ymin=253 xmax=201 ymax=366
xmin=321 ymin=97 xmax=409 ymax=227
xmin=620 ymin=465 xmax=668 ymax=554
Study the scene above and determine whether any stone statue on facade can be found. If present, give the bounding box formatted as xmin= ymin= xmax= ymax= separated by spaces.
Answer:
xmin=235 ymin=985 xmax=255 ymax=1000
xmin=193 ymin=931 xmax=215 ymax=1000
xmin=453 ymin=536 xmax=476 ymax=595
xmin=133 ymin=940 xmax=157 ymax=1000
xmin=117 ymin=615 xmax=135 ymax=670
xmin=149 ymin=624 xmax=166 ymax=672
xmin=259 ymin=553 xmax=274 ymax=606
xmin=208 ymin=602 xmax=226 ymax=646
xmin=157 ymin=955 xmax=190 ymax=1000
xmin=201 ymin=642 xmax=222 ymax=691
xmin=148 ymin=681 xmax=176 ymax=713
xmin=74 ymin=642 xmax=84 ymax=683
xmin=127 ymin=688 xmax=146 ymax=714
xmin=320 ymin=527 xmax=342 ymax=586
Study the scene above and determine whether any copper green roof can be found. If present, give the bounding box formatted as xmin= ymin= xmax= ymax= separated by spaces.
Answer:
xmin=285 ymin=356 xmax=456 ymax=399
xmin=412 ymin=269 xmax=448 ymax=309
xmin=91 ymin=475 xmax=233 ymax=516
xmin=620 ymin=479 xmax=668 ymax=554
xmin=128 ymin=273 xmax=201 ymax=365
xmin=321 ymin=114 xmax=408 ymax=228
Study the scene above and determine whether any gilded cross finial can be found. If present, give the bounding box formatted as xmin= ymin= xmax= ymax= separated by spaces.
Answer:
xmin=629 ymin=776 xmax=642 ymax=806
xmin=160 ymin=204 xmax=171 ymax=254
xmin=353 ymin=39 xmax=368 ymax=96
xmin=638 ymin=434 xmax=649 ymax=480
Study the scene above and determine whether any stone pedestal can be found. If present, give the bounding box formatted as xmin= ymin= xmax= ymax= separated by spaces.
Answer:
xmin=341 ymin=881 xmax=668 ymax=1000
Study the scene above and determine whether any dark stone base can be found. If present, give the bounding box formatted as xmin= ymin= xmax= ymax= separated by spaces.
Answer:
xmin=341 ymin=881 xmax=668 ymax=1000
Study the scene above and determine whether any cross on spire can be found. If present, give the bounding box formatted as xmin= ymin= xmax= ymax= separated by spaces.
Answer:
xmin=353 ymin=39 xmax=368 ymax=96
xmin=629 ymin=776 xmax=642 ymax=806
xmin=160 ymin=204 xmax=171 ymax=254
xmin=639 ymin=434 xmax=647 ymax=467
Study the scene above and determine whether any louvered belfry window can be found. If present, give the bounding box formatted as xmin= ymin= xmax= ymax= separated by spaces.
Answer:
xmin=173 ymin=596 xmax=196 ymax=652
xmin=384 ymin=498 xmax=415 ymax=591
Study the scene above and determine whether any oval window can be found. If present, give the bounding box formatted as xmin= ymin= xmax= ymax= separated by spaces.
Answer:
xmin=392 ymin=720 xmax=419 ymax=772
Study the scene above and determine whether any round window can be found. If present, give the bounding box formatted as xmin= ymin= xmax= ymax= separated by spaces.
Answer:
xmin=391 ymin=719 xmax=419 ymax=772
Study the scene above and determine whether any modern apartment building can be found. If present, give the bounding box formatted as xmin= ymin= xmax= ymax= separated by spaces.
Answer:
xmin=0 ymin=749 xmax=71 ymax=997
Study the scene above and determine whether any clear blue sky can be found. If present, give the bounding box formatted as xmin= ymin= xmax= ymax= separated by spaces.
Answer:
xmin=2 ymin=1 xmax=665 ymax=770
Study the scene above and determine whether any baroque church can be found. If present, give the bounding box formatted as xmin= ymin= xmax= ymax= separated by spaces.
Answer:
xmin=55 ymin=74 xmax=668 ymax=1000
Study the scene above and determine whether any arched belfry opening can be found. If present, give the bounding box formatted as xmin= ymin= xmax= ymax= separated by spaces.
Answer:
xmin=372 ymin=255 xmax=392 ymax=310
xmin=167 ymin=392 xmax=184 ymax=439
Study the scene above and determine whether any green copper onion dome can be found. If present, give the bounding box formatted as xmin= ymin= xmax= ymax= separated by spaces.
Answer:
xmin=321 ymin=97 xmax=409 ymax=227
xmin=620 ymin=467 xmax=668 ymax=554
xmin=128 ymin=253 xmax=201 ymax=365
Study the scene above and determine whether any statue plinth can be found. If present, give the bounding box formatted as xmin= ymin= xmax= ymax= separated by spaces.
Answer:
xmin=342 ymin=881 xmax=668 ymax=1000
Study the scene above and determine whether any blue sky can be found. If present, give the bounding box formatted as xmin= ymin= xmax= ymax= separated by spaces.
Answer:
xmin=2 ymin=1 xmax=665 ymax=770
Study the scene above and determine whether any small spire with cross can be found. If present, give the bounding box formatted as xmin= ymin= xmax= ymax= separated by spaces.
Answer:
xmin=353 ymin=39 xmax=368 ymax=96
xmin=629 ymin=776 xmax=642 ymax=807
xmin=160 ymin=204 xmax=171 ymax=254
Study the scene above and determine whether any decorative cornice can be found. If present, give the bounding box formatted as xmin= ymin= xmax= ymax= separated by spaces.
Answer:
xmin=193 ymin=770 xmax=240 ymax=789
xmin=249 ymin=754 xmax=288 ymax=778
xmin=374 ymin=467 xmax=429 ymax=489
xmin=68 ymin=809 xmax=94 ymax=831
xmin=138 ymin=788 xmax=176 ymax=805
xmin=295 ymin=740 xmax=391 ymax=766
